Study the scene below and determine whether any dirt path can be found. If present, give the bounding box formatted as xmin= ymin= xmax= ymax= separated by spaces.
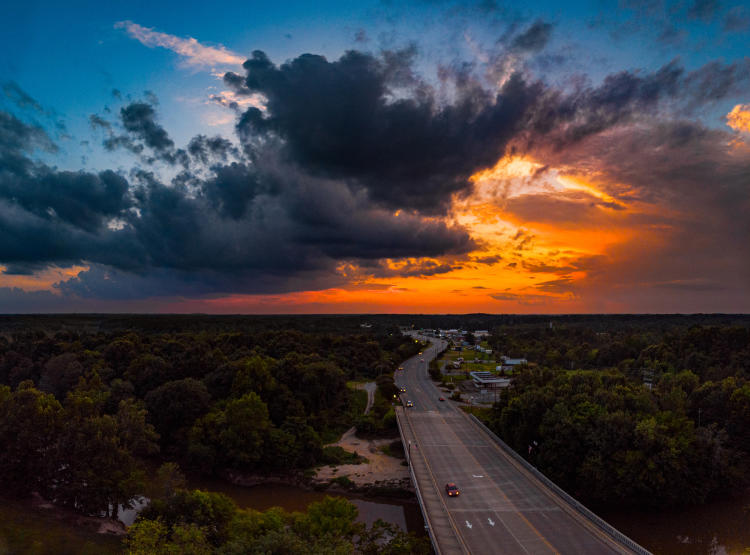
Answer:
xmin=363 ymin=381 xmax=376 ymax=414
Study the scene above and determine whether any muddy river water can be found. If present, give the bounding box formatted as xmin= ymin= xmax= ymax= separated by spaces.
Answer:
xmin=120 ymin=474 xmax=750 ymax=553
xmin=120 ymin=478 xmax=425 ymax=535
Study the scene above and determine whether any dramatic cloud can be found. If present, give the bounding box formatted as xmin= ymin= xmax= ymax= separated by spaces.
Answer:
xmin=3 ymin=24 xmax=750 ymax=311
xmin=1 ymin=83 xmax=476 ymax=299
xmin=226 ymin=49 xmax=542 ymax=213
xmin=115 ymin=21 xmax=244 ymax=69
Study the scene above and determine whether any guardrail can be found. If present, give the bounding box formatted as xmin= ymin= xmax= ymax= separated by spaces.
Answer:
xmin=468 ymin=414 xmax=652 ymax=555
xmin=395 ymin=407 xmax=441 ymax=555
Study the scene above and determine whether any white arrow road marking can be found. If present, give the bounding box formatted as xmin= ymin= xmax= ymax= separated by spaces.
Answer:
xmin=465 ymin=521 xmax=473 ymax=529
xmin=488 ymin=518 xmax=495 ymax=527
xmin=472 ymin=474 xmax=484 ymax=478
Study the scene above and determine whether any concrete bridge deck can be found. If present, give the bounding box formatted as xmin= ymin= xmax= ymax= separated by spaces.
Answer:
xmin=395 ymin=337 xmax=650 ymax=555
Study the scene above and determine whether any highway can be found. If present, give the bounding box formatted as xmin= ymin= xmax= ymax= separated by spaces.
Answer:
xmin=395 ymin=336 xmax=647 ymax=555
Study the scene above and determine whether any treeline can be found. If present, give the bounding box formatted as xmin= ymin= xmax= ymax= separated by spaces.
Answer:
xmin=487 ymin=325 xmax=750 ymax=508
xmin=127 ymin=481 xmax=430 ymax=554
xmin=0 ymin=324 xmax=420 ymax=519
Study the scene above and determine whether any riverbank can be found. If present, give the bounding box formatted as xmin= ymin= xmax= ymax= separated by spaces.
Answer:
xmin=312 ymin=426 xmax=411 ymax=492
xmin=0 ymin=495 xmax=123 ymax=555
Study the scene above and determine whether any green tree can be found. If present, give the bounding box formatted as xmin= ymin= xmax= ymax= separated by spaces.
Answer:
xmin=189 ymin=392 xmax=272 ymax=472
xmin=0 ymin=382 xmax=63 ymax=497
xmin=145 ymin=378 xmax=211 ymax=447
xmin=54 ymin=374 xmax=158 ymax=518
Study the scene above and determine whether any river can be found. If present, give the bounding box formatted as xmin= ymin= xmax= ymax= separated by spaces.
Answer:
xmin=121 ymin=473 xmax=750 ymax=553
xmin=120 ymin=477 xmax=425 ymax=536
xmin=600 ymin=491 xmax=750 ymax=554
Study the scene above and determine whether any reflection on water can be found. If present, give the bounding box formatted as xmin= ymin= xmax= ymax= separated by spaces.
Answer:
xmin=599 ymin=491 xmax=750 ymax=555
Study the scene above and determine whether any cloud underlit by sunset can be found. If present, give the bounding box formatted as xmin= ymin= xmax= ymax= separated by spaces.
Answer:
xmin=1 ymin=0 xmax=749 ymax=313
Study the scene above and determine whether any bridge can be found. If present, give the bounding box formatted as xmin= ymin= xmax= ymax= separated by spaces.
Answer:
xmin=395 ymin=336 xmax=651 ymax=555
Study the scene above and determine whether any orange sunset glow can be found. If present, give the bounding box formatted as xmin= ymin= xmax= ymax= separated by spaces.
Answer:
xmin=151 ymin=155 xmax=667 ymax=313
xmin=2 ymin=8 xmax=749 ymax=314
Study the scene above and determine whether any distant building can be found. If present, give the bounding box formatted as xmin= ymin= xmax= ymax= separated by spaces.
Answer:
xmin=470 ymin=371 xmax=510 ymax=390
xmin=497 ymin=356 xmax=528 ymax=372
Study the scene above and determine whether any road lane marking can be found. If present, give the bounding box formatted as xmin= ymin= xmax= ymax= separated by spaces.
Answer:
xmin=426 ymin=401 xmax=559 ymax=554
xmin=465 ymin=521 xmax=472 ymax=529
xmin=488 ymin=518 xmax=495 ymax=527
xmin=467 ymin=416 xmax=625 ymax=553
xmin=472 ymin=474 xmax=484 ymax=478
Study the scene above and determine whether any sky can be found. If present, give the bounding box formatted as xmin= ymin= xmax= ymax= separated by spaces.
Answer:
xmin=1 ymin=0 xmax=749 ymax=314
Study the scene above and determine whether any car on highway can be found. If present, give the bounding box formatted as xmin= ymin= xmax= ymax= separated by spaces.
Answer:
xmin=406 ymin=400 xmax=414 ymax=407
xmin=445 ymin=483 xmax=460 ymax=497
xmin=420 ymin=358 xmax=424 ymax=362
xmin=439 ymin=396 xmax=445 ymax=401
xmin=398 ymin=366 xmax=404 ymax=371
xmin=399 ymin=386 xmax=407 ymax=393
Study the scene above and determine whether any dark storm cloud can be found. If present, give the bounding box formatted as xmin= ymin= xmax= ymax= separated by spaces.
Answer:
xmin=687 ymin=0 xmax=721 ymax=22
xmin=526 ymin=58 xmax=750 ymax=149
xmin=208 ymin=93 xmax=241 ymax=112
xmin=89 ymin=114 xmax=111 ymax=131
xmin=98 ymin=101 xmax=189 ymax=166
xmin=226 ymin=49 xmax=542 ymax=213
xmin=0 ymin=101 xmax=476 ymax=299
xmin=511 ymin=20 xmax=553 ymax=53
xmin=0 ymin=111 xmax=56 ymax=159
xmin=368 ymin=259 xmax=463 ymax=279
xmin=2 ymin=82 xmax=44 ymax=113
xmin=723 ymin=6 xmax=750 ymax=31
xmin=118 ymin=102 xmax=174 ymax=156
xmin=1 ymin=169 xmax=130 ymax=232
xmin=472 ymin=255 xmax=501 ymax=265
xmin=4 ymin=38 xmax=749 ymax=306
xmin=187 ymin=135 xmax=238 ymax=165
xmin=1 ymin=112 xmax=130 ymax=235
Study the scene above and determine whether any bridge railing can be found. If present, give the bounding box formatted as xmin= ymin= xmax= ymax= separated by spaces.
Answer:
xmin=395 ymin=407 xmax=442 ymax=555
xmin=468 ymin=414 xmax=651 ymax=555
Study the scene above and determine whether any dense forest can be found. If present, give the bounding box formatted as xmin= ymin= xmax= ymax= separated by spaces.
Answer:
xmin=2 ymin=313 xmax=750 ymax=549
xmin=485 ymin=322 xmax=750 ymax=509
xmin=0 ymin=317 xmax=421 ymax=529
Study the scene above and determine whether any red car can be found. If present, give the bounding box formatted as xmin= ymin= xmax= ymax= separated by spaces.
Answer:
xmin=445 ymin=483 xmax=460 ymax=497
xmin=439 ymin=396 xmax=445 ymax=401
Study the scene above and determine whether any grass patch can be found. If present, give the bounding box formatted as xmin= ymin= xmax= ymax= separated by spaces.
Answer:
xmin=441 ymin=374 xmax=468 ymax=384
xmin=349 ymin=388 xmax=368 ymax=417
xmin=321 ymin=445 xmax=368 ymax=465
xmin=319 ymin=386 xmax=369 ymax=443
xmin=378 ymin=440 xmax=405 ymax=459
xmin=463 ymin=362 xmax=495 ymax=372
xmin=330 ymin=475 xmax=355 ymax=489
xmin=0 ymin=497 xmax=123 ymax=555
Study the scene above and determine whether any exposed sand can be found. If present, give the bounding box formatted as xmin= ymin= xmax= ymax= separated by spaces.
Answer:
xmin=314 ymin=426 xmax=410 ymax=487
xmin=315 ymin=382 xmax=410 ymax=488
